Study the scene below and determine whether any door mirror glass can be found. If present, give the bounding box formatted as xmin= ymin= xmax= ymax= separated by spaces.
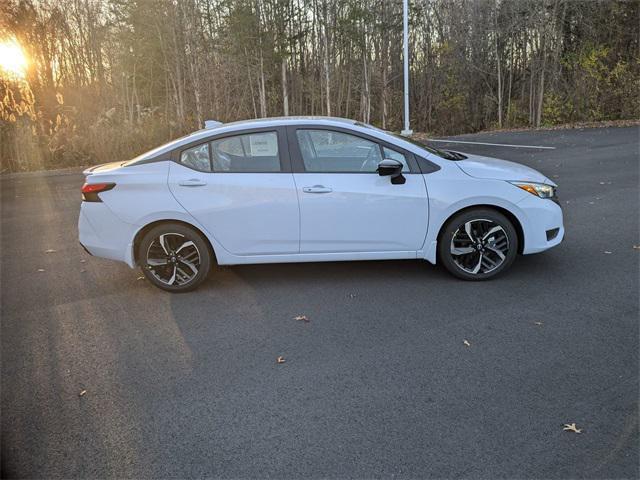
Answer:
xmin=377 ymin=159 xmax=406 ymax=184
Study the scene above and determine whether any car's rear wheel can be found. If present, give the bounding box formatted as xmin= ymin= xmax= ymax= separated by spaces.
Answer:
xmin=438 ymin=209 xmax=518 ymax=280
xmin=138 ymin=223 xmax=211 ymax=292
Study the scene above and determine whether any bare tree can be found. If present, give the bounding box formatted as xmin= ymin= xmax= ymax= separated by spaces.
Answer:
xmin=1 ymin=0 xmax=638 ymax=172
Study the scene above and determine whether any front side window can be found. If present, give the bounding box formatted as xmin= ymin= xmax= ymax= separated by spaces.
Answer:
xmin=211 ymin=131 xmax=280 ymax=172
xmin=180 ymin=143 xmax=211 ymax=171
xmin=382 ymin=146 xmax=410 ymax=172
xmin=296 ymin=130 xmax=384 ymax=173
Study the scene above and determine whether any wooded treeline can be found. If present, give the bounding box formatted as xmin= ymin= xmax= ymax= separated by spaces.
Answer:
xmin=1 ymin=0 xmax=638 ymax=171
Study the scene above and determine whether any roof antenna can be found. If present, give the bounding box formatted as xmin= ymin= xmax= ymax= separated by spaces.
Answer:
xmin=204 ymin=120 xmax=223 ymax=129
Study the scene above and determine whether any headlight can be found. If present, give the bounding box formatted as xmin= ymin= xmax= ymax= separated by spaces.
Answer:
xmin=510 ymin=181 xmax=556 ymax=199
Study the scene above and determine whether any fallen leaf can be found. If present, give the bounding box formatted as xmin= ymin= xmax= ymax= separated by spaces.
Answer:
xmin=79 ymin=390 xmax=87 ymax=397
xmin=294 ymin=315 xmax=309 ymax=322
xmin=45 ymin=249 xmax=57 ymax=253
xmin=276 ymin=356 xmax=286 ymax=364
xmin=37 ymin=268 xmax=45 ymax=272
xmin=604 ymin=251 xmax=612 ymax=254
xmin=463 ymin=339 xmax=471 ymax=347
xmin=534 ymin=321 xmax=543 ymax=326
xmin=563 ymin=423 xmax=582 ymax=433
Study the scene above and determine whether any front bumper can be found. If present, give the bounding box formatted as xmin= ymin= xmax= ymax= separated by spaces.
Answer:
xmin=517 ymin=194 xmax=564 ymax=254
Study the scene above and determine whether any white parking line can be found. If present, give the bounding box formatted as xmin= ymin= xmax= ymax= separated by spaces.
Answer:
xmin=428 ymin=139 xmax=556 ymax=150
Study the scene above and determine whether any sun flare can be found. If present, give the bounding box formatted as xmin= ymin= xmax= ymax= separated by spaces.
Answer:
xmin=0 ymin=37 xmax=28 ymax=79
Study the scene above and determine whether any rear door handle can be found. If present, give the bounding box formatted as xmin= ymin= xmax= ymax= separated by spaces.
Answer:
xmin=179 ymin=179 xmax=207 ymax=187
xmin=303 ymin=185 xmax=332 ymax=194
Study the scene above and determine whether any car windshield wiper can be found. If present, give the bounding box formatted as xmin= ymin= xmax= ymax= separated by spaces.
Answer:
xmin=441 ymin=150 xmax=467 ymax=160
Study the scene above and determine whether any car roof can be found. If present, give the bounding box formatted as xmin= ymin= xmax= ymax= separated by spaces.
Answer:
xmin=219 ymin=116 xmax=357 ymax=127
xmin=125 ymin=117 xmax=357 ymax=164
xmin=197 ymin=116 xmax=358 ymax=136
xmin=125 ymin=116 xmax=433 ymax=166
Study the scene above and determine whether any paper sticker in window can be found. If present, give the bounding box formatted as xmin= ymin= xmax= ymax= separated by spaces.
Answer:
xmin=249 ymin=133 xmax=278 ymax=157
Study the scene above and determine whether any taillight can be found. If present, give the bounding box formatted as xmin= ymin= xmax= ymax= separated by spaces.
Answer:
xmin=81 ymin=182 xmax=115 ymax=202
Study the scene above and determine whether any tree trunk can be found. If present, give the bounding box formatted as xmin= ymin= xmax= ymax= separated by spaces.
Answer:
xmin=259 ymin=51 xmax=267 ymax=118
xmin=536 ymin=28 xmax=547 ymax=127
xmin=494 ymin=11 xmax=503 ymax=129
xmin=323 ymin=23 xmax=331 ymax=115
xmin=507 ymin=45 xmax=513 ymax=126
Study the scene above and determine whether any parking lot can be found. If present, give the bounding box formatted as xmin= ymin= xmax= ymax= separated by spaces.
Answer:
xmin=1 ymin=126 xmax=638 ymax=478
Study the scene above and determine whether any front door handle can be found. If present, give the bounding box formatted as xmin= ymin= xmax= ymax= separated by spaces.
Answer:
xmin=303 ymin=185 xmax=333 ymax=194
xmin=179 ymin=179 xmax=207 ymax=187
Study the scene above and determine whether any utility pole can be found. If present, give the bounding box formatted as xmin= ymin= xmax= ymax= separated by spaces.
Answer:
xmin=401 ymin=0 xmax=412 ymax=136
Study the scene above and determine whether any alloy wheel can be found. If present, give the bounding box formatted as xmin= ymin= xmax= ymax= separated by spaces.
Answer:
xmin=450 ymin=219 xmax=510 ymax=275
xmin=145 ymin=232 xmax=201 ymax=286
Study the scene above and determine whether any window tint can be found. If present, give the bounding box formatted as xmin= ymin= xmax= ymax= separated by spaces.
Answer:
xmin=180 ymin=143 xmax=211 ymax=171
xmin=382 ymin=146 xmax=410 ymax=172
xmin=297 ymin=130 xmax=383 ymax=173
xmin=211 ymin=132 xmax=280 ymax=172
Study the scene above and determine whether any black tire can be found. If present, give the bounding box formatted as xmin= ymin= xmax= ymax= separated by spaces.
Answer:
xmin=138 ymin=223 xmax=212 ymax=292
xmin=438 ymin=208 xmax=518 ymax=281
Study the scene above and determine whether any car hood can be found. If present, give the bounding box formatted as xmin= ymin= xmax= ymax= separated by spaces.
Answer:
xmin=455 ymin=153 xmax=555 ymax=186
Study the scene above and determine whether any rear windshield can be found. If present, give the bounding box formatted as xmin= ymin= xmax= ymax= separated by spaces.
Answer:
xmin=124 ymin=130 xmax=207 ymax=166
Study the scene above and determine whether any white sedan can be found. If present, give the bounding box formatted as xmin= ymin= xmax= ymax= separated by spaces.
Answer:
xmin=79 ymin=117 xmax=564 ymax=292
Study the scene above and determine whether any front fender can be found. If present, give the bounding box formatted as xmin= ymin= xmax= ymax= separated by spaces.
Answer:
xmin=421 ymin=179 xmax=530 ymax=264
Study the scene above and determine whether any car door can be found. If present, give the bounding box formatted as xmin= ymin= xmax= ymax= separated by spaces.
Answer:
xmin=288 ymin=126 xmax=429 ymax=254
xmin=168 ymin=127 xmax=300 ymax=256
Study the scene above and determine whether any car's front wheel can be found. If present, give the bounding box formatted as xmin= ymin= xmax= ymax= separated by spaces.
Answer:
xmin=138 ymin=223 xmax=211 ymax=292
xmin=438 ymin=209 xmax=518 ymax=280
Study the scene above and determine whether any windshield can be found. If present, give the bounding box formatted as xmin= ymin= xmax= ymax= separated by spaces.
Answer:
xmin=355 ymin=121 xmax=465 ymax=160
xmin=386 ymin=132 xmax=466 ymax=160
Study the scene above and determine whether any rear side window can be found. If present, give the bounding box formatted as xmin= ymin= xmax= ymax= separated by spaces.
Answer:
xmin=211 ymin=132 xmax=281 ymax=172
xmin=180 ymin=143 xmax=211 ymax=171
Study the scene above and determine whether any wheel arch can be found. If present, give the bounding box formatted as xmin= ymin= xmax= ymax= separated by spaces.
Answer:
xmin=436 ymin=204 xmax=525 ymax=255
xmin=132 ymin=219 xmax=217 ymax=266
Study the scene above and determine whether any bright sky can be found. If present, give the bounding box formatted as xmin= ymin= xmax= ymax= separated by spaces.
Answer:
xmin=0 ymin=37 xmax=28 ymax=79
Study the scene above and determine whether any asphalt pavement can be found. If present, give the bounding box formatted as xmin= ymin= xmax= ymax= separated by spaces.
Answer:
xmin=1 ymin=126 xmax=638 ymax=479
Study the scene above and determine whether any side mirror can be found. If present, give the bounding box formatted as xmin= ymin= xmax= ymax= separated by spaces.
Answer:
xmin=377 ymin=159 xmax=406 ymax=184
